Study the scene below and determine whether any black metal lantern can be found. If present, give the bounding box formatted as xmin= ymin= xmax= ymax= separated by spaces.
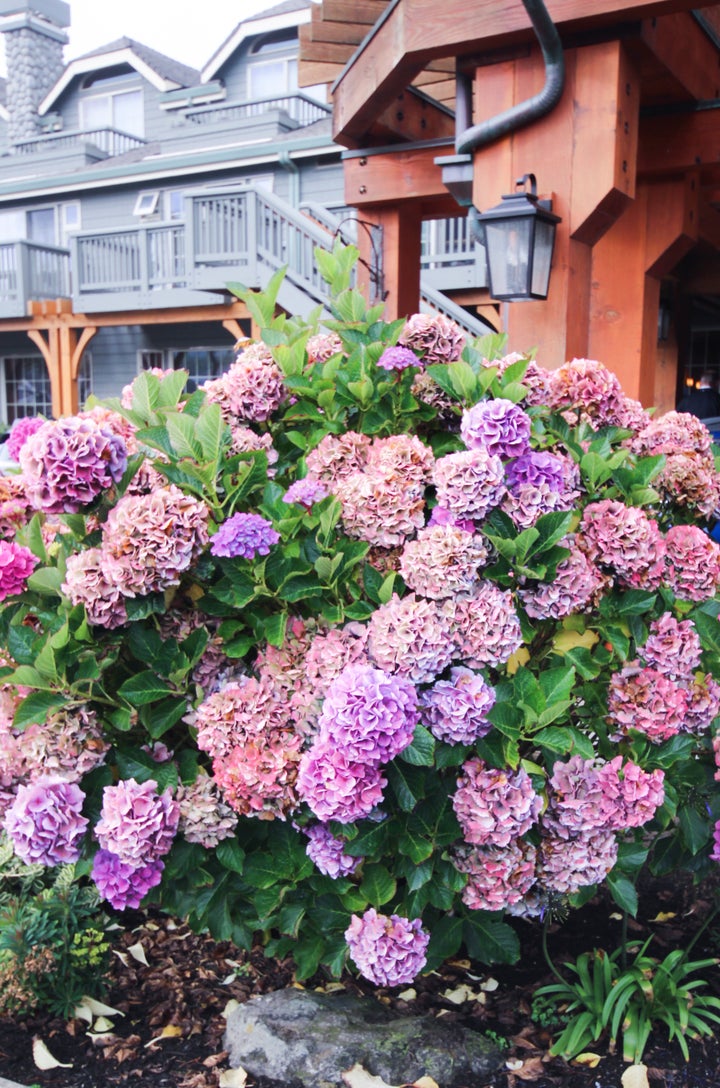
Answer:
xmin=471 ymin=174 xmax=561 ymax=301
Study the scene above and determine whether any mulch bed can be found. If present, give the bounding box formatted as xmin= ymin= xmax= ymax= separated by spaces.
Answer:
xmin=2 ymin=877 xmax=720 ymax=1088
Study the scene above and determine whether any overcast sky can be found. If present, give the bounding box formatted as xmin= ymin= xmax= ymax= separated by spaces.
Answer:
xmin=0 ymin=0 xmax=278 ymax=77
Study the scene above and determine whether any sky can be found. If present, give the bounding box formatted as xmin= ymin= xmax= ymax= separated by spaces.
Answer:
xmin=0 ymin=0 xmax=278 ymax=77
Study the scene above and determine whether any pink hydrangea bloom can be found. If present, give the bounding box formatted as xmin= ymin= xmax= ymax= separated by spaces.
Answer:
xmin=0 ymin=541 xmax=37 ymax=601
xmin=546 ymin=756 xmax=608 ymax=835
xmin=100 ymin=485 xmax=209 ymax=597
xmin=664 ymin=524 xmax=720 ymax=602
xmin=176 ymin=772 xmax=239 ymax=848
xmin=712 ymin=820 xmax=720 ymax=863
xmin=546 ymin=357 xmax=649 ymax=432
xmin=460 ymin=398 xmax=532 ymax=460
xmin=398 ymin=313 xmax=465 ymax=365
xmin=6 ymin=415 xmax=45 ymax=461
xmin=289 ymin=622 xmax=371 ymax=728
xmin=345 ymin=908 xmax=429 ymax=986
xmin=639 ymin=613 xmax=702 ymax=679
xmin=595 ymin=757 xmax=665 ymax=829
xmin=305 ymin=431 xmax=372 ymax=483
xmin=683 ymin=675 xmax=720 ymax=734
xmin=62 ymin=547 xmax=128 ymax=628
xmin=420 ymin=667 xmax=495 ymax=746
xmin=451 ymin=583 xmax=523 ymax=669
xmin=0 ymin=475 xmax=32 ymax=540
xmin=367 ymin=592 xmax=455 ymax=684
xmin=608 ymin=666 xmax=689 ymax=742
xmin=631 ymin=411 xmax=713 ymax=458
xmin=18 ymin=704 xmax=108 ymax=784
xmin=95 ymin=778 xmax=179 ymax=865
xmin=204 ymin=346 xmax=285 ymax=422
xmin=519 ymin=543 xmax=607 ymax=620
xmin=78 ymin=405 xmax=139 ymax=452
xmin=306 ymin=332 xmax=343 ymax=364
xmin=539 ymin=826 xmax=618 ymax=894
xmin=399 ymin=523 xmax=488 ymax=599
xmin=19 ymin=417 xmax=127 ymax=514
xmin=4 ymin=776 xmax=88 ymax=865
xmin=454 ymin=839 xmax=537 ymax=912
xmin=714 ymin=731 xmax=720 ymax=782
xmin=453 ymin=759 xmax=542 ymax=848
xmin=410 ymin=370 xmax=457 ymax=415
xmin=502 ymin=480 xmax=577 ymax=530
xmin=283 ymin=478 xmax=329 ymax=507
xmin=305 ymin=823 xmax=361 ymax=878
xmin=433 ymin=448 xmax=506 ymax=522
xmin=196 ymin=676 xmax=294 ymax=761
xmin=229 ymin=425 xmax=278 ymax=467
xmin=579 ymin=500 xmax=665 ymax=588
xmin=317 ymin=663 xmax=418 ymax=765
xmin=655 ymin=453 xmax=720 ymax=520
xmin=296 ymin=740 xmax=387 ymax=823
xmin=92 ymin=849 xmax=164 ymax=910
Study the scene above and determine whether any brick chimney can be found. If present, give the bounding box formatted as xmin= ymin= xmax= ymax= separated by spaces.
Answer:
xmin=0 ymin=0 xmax=69 ymax=145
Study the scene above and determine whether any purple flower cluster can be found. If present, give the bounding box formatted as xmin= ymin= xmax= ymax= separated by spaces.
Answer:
xmin=20 ymin=417 xmax=127 ymax=514
xmin=211 ymin=512 xmax=280 ymax=559
xmin=454 ymin=840 xmax=537 ymax=912
xmin=453 ymin=759 xmax=542 ymax=847
xmin=94 ymin=778 xmax=179 ymax=865
xmin=305 ymin=823 xmax=361 ymax=878
xmin=283 ymin=478 xmax=329 ymax=507
xmin=420 ymin=667 xmax=495 ymax=745
xmin=433 ymin=448 xmax=506 ymax=522
xmin=4 ymin=777 xmax=88 ymax=865
xmin=316 ymin=663 xmax=418 ymax=764
xmin=460 ymin=399 xmax=531 ymax=460
xmin=345 ymin=908 xmax=429 ymax=986
xmin=0 ymin=541 xmax=37 ymax=601
xmin=377 ymin=346 xmax=419 ymax=372
xmin=296 ymin=741 xmax=387 ymax=822
xmin=6 ymin=415 xmax=45 ymax=462
xmin=91 ymin=850 xmax=165 ymax=911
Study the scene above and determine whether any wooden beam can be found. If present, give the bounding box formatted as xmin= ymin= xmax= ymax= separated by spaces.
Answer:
xmin=639 ymin=108 xmax=720 ymax=175
xmin=358 ymin=203 xmax=423 ymax=318
xmin=27 ymin=328 xmax=62 ymax=419
xmin=374 ymin=90 xmax=455 ymax=142
xmin=330 ymin=0 xmax=717 ymax=145
xmin=70 ymin=325 xmax=97 ymax=379
xmin=640 ymin=11 xmax=720 ymax=102
xmin=344 ymin=143 xmax=456 ymax=207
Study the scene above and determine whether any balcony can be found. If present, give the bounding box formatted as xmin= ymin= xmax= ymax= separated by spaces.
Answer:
xmin=183 ymin=93 xmax=331 ymax=132
xmin=0 ymin=241 xmax=70 ymax=318
xmin=11 ymin=128 xmax=147 ymax=162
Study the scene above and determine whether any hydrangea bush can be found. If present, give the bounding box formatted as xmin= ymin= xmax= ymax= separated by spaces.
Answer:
xmin=1 ymin=246 xmax=720 ymax=987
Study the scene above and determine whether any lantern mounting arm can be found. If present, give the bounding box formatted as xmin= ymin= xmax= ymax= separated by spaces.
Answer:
xmin=455 ymin=0 xmax=565 ymax=156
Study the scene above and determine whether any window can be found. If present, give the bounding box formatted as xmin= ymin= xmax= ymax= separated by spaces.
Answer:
xmin=0 ymin=210 xmax=26 ymax=243
xmin=60 ymin=203 xmax=81 ymax=245
xmin=2 ymin=356 xmax=52 ymax=424
xmin=133 ymin=191 xmax=160 ymax=217
xmin=80 ymin=84 xmax=144 ymax=138
xmin=78 ymin=353 xmax=93 ymax=406
xmin=0 ymin=204 xmax=81 ymax=248
xmin=163 ymin=190 xmax=185 ymax=220
xmin=139 ymin=347 xmax=235 ymax=389
xmin=248 ymin=56 xmax=298 ymax=99
xmin=27 ymin=208 xmax=56 ymax=246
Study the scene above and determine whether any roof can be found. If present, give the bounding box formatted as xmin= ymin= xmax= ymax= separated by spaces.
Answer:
xmin=38 ymin=37 xmax=201 ymax=116
xmin=201 ymin=0 xmax=313 ymax=84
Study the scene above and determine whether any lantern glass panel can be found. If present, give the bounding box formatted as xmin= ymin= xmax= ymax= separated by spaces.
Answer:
xmin=485 ymin=218 xmax=533 ymax=299
xmin=530 ymin=219 xmax=556 ymax=298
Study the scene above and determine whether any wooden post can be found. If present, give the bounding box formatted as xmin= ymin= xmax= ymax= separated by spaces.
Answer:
xmin=357 ymin=203 xmax=423 ymax=320
xmin=27 ymin=326 xmax=62 ymax=419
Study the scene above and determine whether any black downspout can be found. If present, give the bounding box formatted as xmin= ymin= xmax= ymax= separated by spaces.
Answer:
xmin=455 ymin=0 xmax=565 ymax=156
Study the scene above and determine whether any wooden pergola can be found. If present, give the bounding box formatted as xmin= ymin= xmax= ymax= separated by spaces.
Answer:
xmin=300 ymin=0 xmax=720 ymax=411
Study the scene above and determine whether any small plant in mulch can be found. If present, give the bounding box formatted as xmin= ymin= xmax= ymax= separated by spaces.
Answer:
xmin=0 ymin=242 xmax=720 ymax=1072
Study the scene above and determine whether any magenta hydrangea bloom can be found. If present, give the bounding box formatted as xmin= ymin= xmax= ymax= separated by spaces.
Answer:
xmin=6 ymin=415 xmax=45 ymax=461
xmin=317 ymin=663 xmax=419 ymax=764
xmin=664 ymin=524 xmax=720 ymax=602
xmin=433 ymin=448 xmax=506 ymax=522
xmin=4 ymin=776 xmax=89 ymax=865
xmin=420 ymin=667 xmax=495 ymax=746
xmin=453 ymin=759 xmax=542 ymax=847
xmin=211 ymin=512 xmax=280 ymax=559
xmin=460 ymin=398 xmax=532 ymax=460
xmin=19 ymin=417 xmax=127 ymax=514
xmin=305 ymin=824 xmax=361 ymax=878
xmin=506 ymin=450 xmax=567 ymax=493
xmin=296 ymin=740 xmax=387 ymax=823
xmin=377 ymin=346 xmax=419 ymax=372
xmin=454 ymin=839 xmax=537 ymax=912
xmin=345 ymin=908 xmax=429 ymax=986
xmin=712 ymin=820 xmax=720 ymax=863
xmin=91 ymin=849 xmax=165 ymax=910
xmin=283 ymin=478 xmax=329 ymax=507
xmin=639 ymin=613 xmax=702 ymax=680
xmin=0 ymin=541 xmax=37 ymax=601
xmin=608 ymin=666 xmax=689 ymax=742
xmin=94 ymin=778 xmax=179 ymax=865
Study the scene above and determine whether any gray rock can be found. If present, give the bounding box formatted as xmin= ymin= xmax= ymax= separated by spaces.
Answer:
xmin=224 ymin=987 xmax=504 ymax=1088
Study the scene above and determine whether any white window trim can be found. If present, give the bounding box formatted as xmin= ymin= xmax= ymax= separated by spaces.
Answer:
xmin=79 ymin=85 xmax=145 ymax=137
xmin=133 ymin=191 xmax=160 ymax=217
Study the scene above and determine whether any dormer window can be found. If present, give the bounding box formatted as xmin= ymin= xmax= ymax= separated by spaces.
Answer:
xmin=79 ymin=68 xmax=144 ymax=138
xmin=248 ymin=30 xmax=299 ymax=99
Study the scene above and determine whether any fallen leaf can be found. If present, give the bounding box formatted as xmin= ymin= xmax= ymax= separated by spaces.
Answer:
xmin=512 ymin=1057 xmax=547 ymax=1081
xmin=112 ymin=950 xmax=129 ymax=966
xmin=408 ymin=1079 xmax=440 ymax=1088
xmin=481 ymin=977 xmax=499 ymax=992
xmin=219 ymin=1069 xmax=249 ymax=1088
xmin=651 ymin=912 xmax=676 ymax=923
xmin=92 ymin=1016 xmax=115 ymax=1033
xmin=74 ymin=996 xmax=125 ymax=1023
xmin=573 ymin=1052 xmax=602 ymax=1068
xmin=33 ymin=1038 xmax=74 ymax=1070
xmin=442 ymin=983 xmax=481 ymax=1004
xmin=621 ymin=1064 xmax=650 ymax=1088
xmin=127 ymin=940 xmax=149 ymax=965
xmin=506 ymin=1059 xmax=524 ymax=1071
xmin=144 ymin=1024 xmax=183 ymax=1047
xmin=397 ymin=988 xmax=417 ymax=1001
xmin=222 ymin=999 xmax=240 ymax=1019
xmin=342 ymin=1062 xmax=397 ymax=1088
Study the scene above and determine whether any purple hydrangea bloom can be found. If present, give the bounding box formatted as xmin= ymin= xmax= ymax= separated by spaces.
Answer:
xmin=420 ymin=667 xmax=495 ymax=745
xmin=460 ymin=399 xmax=532 ymax=460
xmin=305 ymin=824 xmax=361 ymax=878
xmin=296 ymin=740 xmax=387 ymax=823
xmin=91 ymin=849 xmax=165 ymax=910
xmin=317 ymin=663 xmax=419 ymax=764
xmin=19 ymin=417 xmax=128 ymax=514
xmin=0 ymin=541 xmax=37 ymax=601
xmin=377 ymin=346 xmax=419 ymax=372
xmin=283 ymin=478 xmax=329 ymax=507
xmin=713 ymin=820 xmax=720 ymax=863
xmin=210 ymin=512 xmax=280 ymax=559
xmin=6 ymin=415 xmax=45 ymax=462
xmin=505 ymin=451 xmax=566 ymax=493
xmin=428 ymin=505 xmax=475 ymax=534
xmin=94 ymin=778 xmax=179 ymax=865
xmin=4 ymin=776 xmax=89 ymax=865
xmin=345 ymin=908 xmax=429 ymax=986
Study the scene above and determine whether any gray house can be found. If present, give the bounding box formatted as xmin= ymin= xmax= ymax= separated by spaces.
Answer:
xmin=0 ymin=0 xmax=485 ymax=421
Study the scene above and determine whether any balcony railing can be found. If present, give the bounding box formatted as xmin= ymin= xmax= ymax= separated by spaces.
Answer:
xmin=0 ymin=241 xmax=70 ymax=317
xmin=184 ymin=93 xmax=331 ymax=130
xmin=13 ymin=128 xmax=147 ymax=158
xmin=421 ymin=216 xmax=487 ymax=290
